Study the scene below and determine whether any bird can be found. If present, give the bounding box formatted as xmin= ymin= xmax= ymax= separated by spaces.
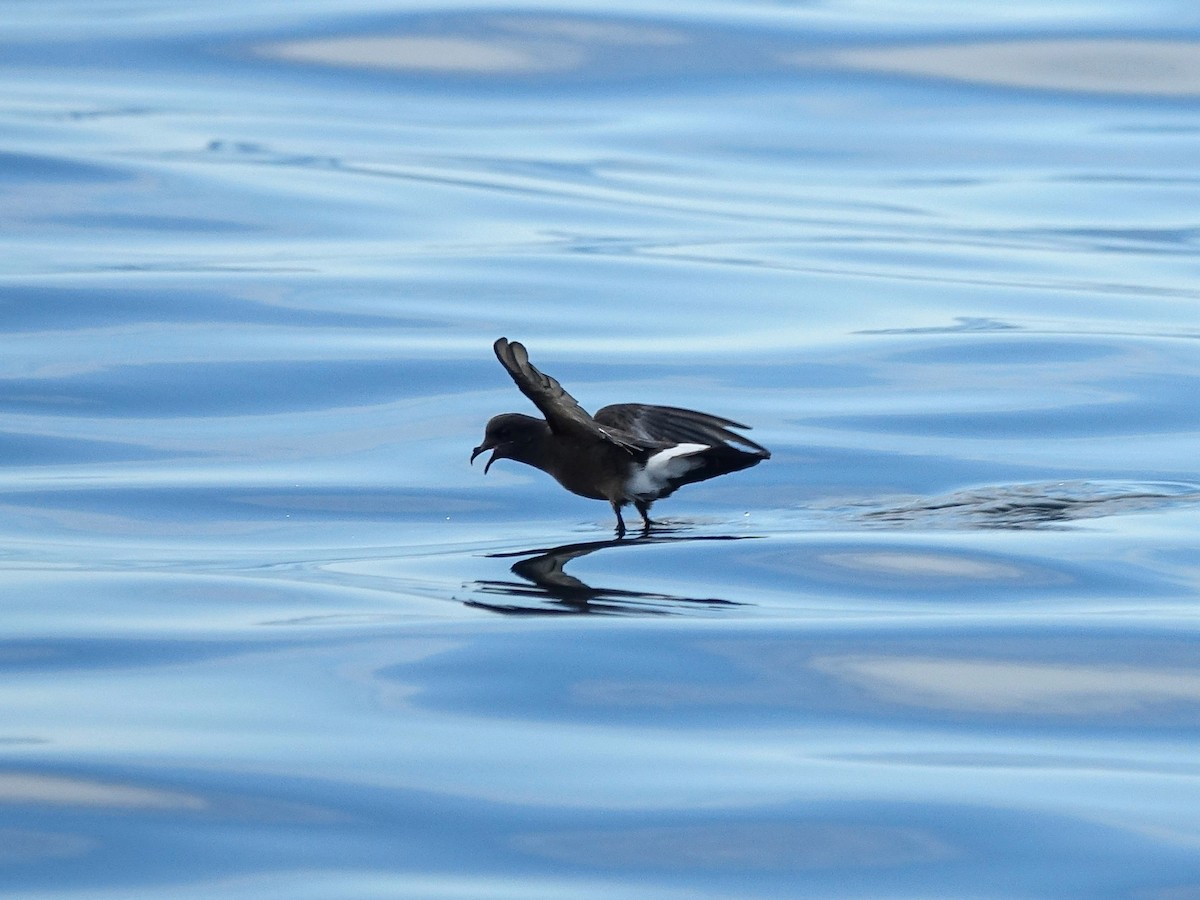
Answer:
xmin=471 ymin=338 xmax=770 ymax=536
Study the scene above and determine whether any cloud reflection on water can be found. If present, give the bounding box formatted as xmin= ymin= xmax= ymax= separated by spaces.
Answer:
xmin=513 ymin=821 xmax=953 ymax=872
xmin=268 ymin=35 xmax=584 ymax=75
xmin=263 ymin=16 xmax=686 ymax=76
xmin=0 ymin=771 xmax=206 ymax=810
xmin=813 ymin=655 xmax=1200 ymax=716
xmin=262 ymin=16 xmax=1200 ymax=100
xmin=795 ymin=39 xmax=1200 ymax=98
xmin=0 ymin=828 xmax=94 ymax=863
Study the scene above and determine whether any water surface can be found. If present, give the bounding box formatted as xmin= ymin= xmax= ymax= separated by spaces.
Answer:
xmin=3 ymin=1 xmax=1200 ymax=896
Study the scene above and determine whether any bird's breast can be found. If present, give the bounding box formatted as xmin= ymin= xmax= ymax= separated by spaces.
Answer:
xmin=540 ymin=442 xmax=628 ymax=502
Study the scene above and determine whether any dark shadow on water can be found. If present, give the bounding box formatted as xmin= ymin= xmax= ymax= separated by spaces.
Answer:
xmin=466 ymin=534 xmax=757 ymax=616
xmin=857 ymin=480 xmax=1200 ymax=530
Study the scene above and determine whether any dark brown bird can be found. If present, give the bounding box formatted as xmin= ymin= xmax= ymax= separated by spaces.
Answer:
xmin=471 ymin=338 xmax=770 ymax=535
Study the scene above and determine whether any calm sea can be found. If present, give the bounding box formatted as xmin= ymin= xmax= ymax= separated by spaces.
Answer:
xmin=3 ymin=1 xmax=1200 ymax=897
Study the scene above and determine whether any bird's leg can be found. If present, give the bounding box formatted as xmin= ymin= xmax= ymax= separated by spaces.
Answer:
xmin=611 ymin=501 xmax=627 ymax=538
xmin=635 ymin=500 xmax=655 ymax=533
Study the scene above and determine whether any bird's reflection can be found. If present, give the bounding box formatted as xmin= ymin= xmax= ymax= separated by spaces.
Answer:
xmin=467 ymin=533 xmax=755 ymax=615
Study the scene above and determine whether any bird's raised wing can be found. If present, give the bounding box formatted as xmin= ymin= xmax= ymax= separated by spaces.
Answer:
xmin=493 ymin=338 xmax=643 ymax=453
xmin=595 ymin=403 xmax=770 ymax=458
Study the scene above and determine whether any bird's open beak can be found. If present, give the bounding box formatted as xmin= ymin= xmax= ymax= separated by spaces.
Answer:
xmin=470 ymin=442 xmax=503 ymax=474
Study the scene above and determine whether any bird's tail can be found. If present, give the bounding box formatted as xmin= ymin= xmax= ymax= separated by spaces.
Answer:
xmin=654 ymin=444 xmax=766 ymax=498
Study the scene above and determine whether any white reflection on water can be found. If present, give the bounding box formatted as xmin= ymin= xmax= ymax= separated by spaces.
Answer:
xmin=264 ymin=24 xmax=1200 ymax=99
xmin=0 ymin=771 xmax=206 ymax=810
xmin=80 ymin=871 xmax=704 ymax=900
xmin=512 ymin=822 xmax=953 ymax=871
xmin=263 ymin=17 xmax=685 ymax=75
xmin=267 ymin=35 xmax=584 ymax=74
xmin=814 ymin=656 xmax=1200 ymax=715
xmin=794 ymin=39 xmax=1200 ymax=97
xmin=819 ymin=550 xmax=1026 ymax=580
xmin=0 ymin=828 xmax=94 ymax=863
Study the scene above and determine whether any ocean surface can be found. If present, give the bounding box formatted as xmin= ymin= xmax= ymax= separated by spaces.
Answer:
xmin=3 ymin=1 xmax=1200 ymax=897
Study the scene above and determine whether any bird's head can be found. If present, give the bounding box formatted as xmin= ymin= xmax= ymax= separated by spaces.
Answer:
xmin=470 ymin=413 xmax=546 ymax=473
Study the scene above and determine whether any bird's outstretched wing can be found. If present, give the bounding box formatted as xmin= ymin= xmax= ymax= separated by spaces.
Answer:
xmin=493 ymin=338 xmax=643 ymax=453
xmin=595 ymin=403 xmax=770 ymax=458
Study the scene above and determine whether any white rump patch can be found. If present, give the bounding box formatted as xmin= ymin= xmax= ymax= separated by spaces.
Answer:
xmin=626 ymin=443 xmax=707 ymax=499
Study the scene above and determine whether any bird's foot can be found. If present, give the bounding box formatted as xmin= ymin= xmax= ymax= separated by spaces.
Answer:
xmin=642 ymin=517 xmax=691 ymax=535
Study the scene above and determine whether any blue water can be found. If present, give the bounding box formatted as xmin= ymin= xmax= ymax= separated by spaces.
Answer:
xmin=4 ymin=2 xmax=1200 ymax=896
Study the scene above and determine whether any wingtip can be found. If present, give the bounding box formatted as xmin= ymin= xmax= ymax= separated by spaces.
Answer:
xmin=510 ymin=340 xmax=528 ymax=366
xmin=494 ymin=337 xmax=519 ymax=371
xmin=731 ymin=433 xmax=771 ymax=459
xmin=746 ymin=438 xmax=771 ymax=459
xmin=493 ymin=337 xmax=528 ymax=362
